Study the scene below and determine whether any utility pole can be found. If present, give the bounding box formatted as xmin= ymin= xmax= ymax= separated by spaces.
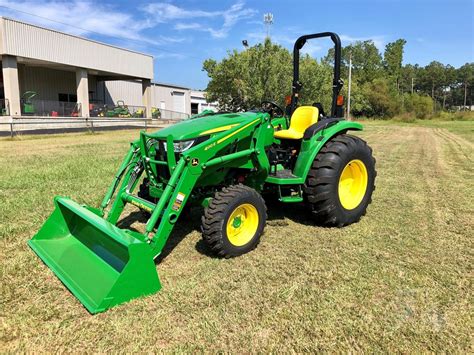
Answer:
xmin=263 ymin=13 xmax=273 ymax=39
xmin=464 ymin=82 xmax=468 ymax=110
xmin=347 ymin=51 xmax=352 ymax=120
xmin=411 ymin=77 xmax=414 ymax=94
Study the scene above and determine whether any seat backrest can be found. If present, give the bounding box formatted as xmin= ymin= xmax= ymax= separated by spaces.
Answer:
xmin=289 ymin=106 xmax=319 ymax=133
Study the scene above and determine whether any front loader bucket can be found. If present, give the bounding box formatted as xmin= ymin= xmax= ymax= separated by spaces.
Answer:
xmin=28 ymin=197 xmax=161 ymax=313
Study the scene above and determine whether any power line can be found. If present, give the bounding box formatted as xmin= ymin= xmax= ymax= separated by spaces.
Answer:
xmin=0 ymin=4 xmax=206 ymax=61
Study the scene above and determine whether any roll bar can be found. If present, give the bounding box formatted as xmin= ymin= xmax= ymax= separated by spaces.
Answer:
xmin=290 ymin=32 xmax=344 ymax=117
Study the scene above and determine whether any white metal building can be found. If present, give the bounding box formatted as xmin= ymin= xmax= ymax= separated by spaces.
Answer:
xmin=0 ymin=17 xmax=216 ymax=119
xmin=0 ymin=17 xmax=154 ymax=117
xmin=100 ymin=80 xmax=217 ymax=116
xmin=191 ymin=90 xmax=218 ymax=114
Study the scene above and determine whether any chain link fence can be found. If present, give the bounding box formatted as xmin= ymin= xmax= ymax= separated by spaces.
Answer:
xmin=152 ymin=107 xmax=190 ymax=121
xmin=0 ymin=99 xmax=9 ymax=116
xmin=0 ymin=117 xmax=170 ymax=137
xmin=20 ymin=99 xmax=80 ymax=117
xmin=90 ymin=103 xmax=146 ymax=118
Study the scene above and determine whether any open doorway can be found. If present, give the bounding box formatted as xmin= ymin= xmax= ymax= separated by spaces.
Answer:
xmin=191 ymin=102 xmax=199 ymax=115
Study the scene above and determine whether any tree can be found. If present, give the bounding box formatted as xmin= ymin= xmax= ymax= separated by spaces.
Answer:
xmin=298 ymin=54 xmax=333 ymax=111
xmin=203 ymin=38 xmax=292 ymax=111
xmin=324 ymin=40 xmax=383 ymax=84
xmin=404 ymin=93 xmax=434 ymax=119
xmin=419 ymin=61 xmax=446 ymax=108
xmin=203 ymin=38 xmax=333 ymax=112
xmin=204 ymin=36 xmax=472 ymax=117
xmin=457 ymin=63 xmax=474 ymax=109
xmin=362 ymin=78 xmax=400 ymax=118
xmin=441 ymin=65 xmax=456 ymax=109
xmin=383 ymin=39 xmax=407 ymax=91
xmin=346 ymin=79 xmax=371 ymax=117
xmin=400 ymin=64 xmax=419 ymax=94
xmin=344 ymin=41 xmax=383 ymax=84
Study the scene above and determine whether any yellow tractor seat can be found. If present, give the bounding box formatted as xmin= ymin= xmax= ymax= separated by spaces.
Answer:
xmin=274 ymin=106 xmax=319 ymax=139
xmin=274 ymin=106 xmax=319 ymax=140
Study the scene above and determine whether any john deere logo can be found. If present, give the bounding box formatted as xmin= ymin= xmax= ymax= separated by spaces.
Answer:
xmin=191 ymin=158 xmax=199 ymax=166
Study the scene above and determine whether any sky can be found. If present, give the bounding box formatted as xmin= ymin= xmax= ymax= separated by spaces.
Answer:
xmin=0 ymin=0 xmax=472 ymax=89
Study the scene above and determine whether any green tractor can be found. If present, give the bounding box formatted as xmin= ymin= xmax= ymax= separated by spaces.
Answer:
xmin=105 ymin=100 xmax=131 ymax=118
xmin=21 ymin=91 xmax=38 ymax=115
xmin=29 ymin=32 xmax=376 ymax=313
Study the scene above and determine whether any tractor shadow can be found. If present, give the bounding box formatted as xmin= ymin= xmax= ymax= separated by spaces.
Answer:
xmin=117 ymin=200 xmax=324 ymax=263
xmin=116 ymin=210 xmax=149 ymax=231
xmin=156 ymin=209 xmax=202 ymax=264
xmin=263 ymin=196 xmax=315 ymax=227
xmin=117 ymin=209 xmax=201 ymax=264
xmin=194 ymin=199 xmax=322 ymax=258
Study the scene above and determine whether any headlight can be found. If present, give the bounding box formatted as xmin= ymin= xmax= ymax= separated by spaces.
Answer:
xmin=164 ymin=139 xmax=196 ymax=153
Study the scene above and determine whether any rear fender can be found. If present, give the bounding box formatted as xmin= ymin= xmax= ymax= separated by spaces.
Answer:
xmin=293 ymin=120 xmax=363 ymax=179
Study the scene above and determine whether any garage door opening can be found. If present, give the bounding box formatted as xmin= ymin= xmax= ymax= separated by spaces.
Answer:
xmin=172 ymin=91 xmax=185 ymax=113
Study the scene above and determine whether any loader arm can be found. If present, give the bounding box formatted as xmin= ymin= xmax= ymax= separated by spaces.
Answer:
xmin=133 ymin=116 xmax=268 ymax=257
xmin=101 ymin=113 xmax=270 ymax=257
xmin=28 ymin=114 xmax=270 ymax=313
xmin=138 ymin=114 xmax=269 ymax=256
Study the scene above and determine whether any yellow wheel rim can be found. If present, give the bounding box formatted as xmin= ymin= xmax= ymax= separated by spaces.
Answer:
xmin=226 ymin=203 xmax=259 ymax=246
xmin=338 ymin=159 xmax=368 ymax=210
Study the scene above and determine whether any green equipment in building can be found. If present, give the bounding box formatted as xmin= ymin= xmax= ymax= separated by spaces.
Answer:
xmin=106 ymin=100 xmax=131 ymax=118
xmin=22 ymin=91 xmax=38 ymax=115
xmin=29 ymin=32 xmax=376 ymax=313
xmin=132 ymin=108 xmax=145 ymax=118
xmin=151 ymin=107 xmax=160 ymax=119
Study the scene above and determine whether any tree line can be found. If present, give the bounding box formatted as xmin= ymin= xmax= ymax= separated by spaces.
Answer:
xmin=203 ymin=38 xmax=473 ymax=119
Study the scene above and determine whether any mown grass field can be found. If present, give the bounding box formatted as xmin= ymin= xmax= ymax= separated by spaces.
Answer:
xmin=1 ymin=120 xmax=472 ymax=352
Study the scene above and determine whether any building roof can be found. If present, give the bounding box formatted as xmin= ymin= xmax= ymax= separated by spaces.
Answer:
xmin=152 ymin=81 xmax=191 ymax=90
xmin=0 ymin=17 xmax=154 ymax=79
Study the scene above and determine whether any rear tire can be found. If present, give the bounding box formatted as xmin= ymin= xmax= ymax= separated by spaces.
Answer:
xmin=201 ymin=184 xmax=267 ymax=258
xmin=304 ymin=134 xmax=376 ymax=227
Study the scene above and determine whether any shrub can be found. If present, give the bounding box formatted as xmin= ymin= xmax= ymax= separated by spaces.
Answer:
xmin=454 ymin=111 xmax=474 ymax=120
xmin=404 ymin=93 xmax=433 ymax=119
xmin=432 ymin=110 xmax=474 ymax=121
xmin=362 ymin=78 xmax=400 ymax=119
xmin=393 ymin=112 xmax=416 ymax=123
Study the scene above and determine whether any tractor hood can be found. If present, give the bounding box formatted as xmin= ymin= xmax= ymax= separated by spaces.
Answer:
xmin=149 ymin=112 xmax=260 ymax=141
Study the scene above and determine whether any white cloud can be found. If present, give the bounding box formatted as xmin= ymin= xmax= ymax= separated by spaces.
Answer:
xmin=0 ymin=0 xmax=186 ymax=46
xmin=340 ymin=34 xmax=386 ymax=49
xmin=153 ymin=52 xmax=186 ymax=60
xmin=301 ymin=42 xmax=322 ymax=56
xmin=174 ymin=23 xmax=203 ymax=31
xmin=245 ymin=29 xmax=323 ymax=57
xmin=245 ymin=25 xmax=311 ymax=47
xmin=143 ymin=3 xmax=219 ymax=21
xmin=246 ymin=31 xmax=295 ymax=45
xmin=147 ymin=1 xmax=257 ymax=38
xmin=0 ymin=0 xmax=257 ymax=60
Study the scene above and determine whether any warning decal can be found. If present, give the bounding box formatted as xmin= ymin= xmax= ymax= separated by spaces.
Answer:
xmin=172 ymin=192 xmax=186 ymax=211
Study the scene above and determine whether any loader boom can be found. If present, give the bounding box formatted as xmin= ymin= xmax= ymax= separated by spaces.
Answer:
xmin=101 ymin=114 xmax=270 ymax=256
xmin=29 ymin=114 xmax=273 ymax=313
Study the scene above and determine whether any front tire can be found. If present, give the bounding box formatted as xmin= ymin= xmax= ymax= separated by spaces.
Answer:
xmin=304 ymin=134 xmax=376 ymax=227
xmin=201 ymin=184 xmax=267 ymax=258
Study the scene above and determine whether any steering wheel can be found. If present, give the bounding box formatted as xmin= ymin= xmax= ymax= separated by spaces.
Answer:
xmin=261 ymin=100 xmax=285 ymax=118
